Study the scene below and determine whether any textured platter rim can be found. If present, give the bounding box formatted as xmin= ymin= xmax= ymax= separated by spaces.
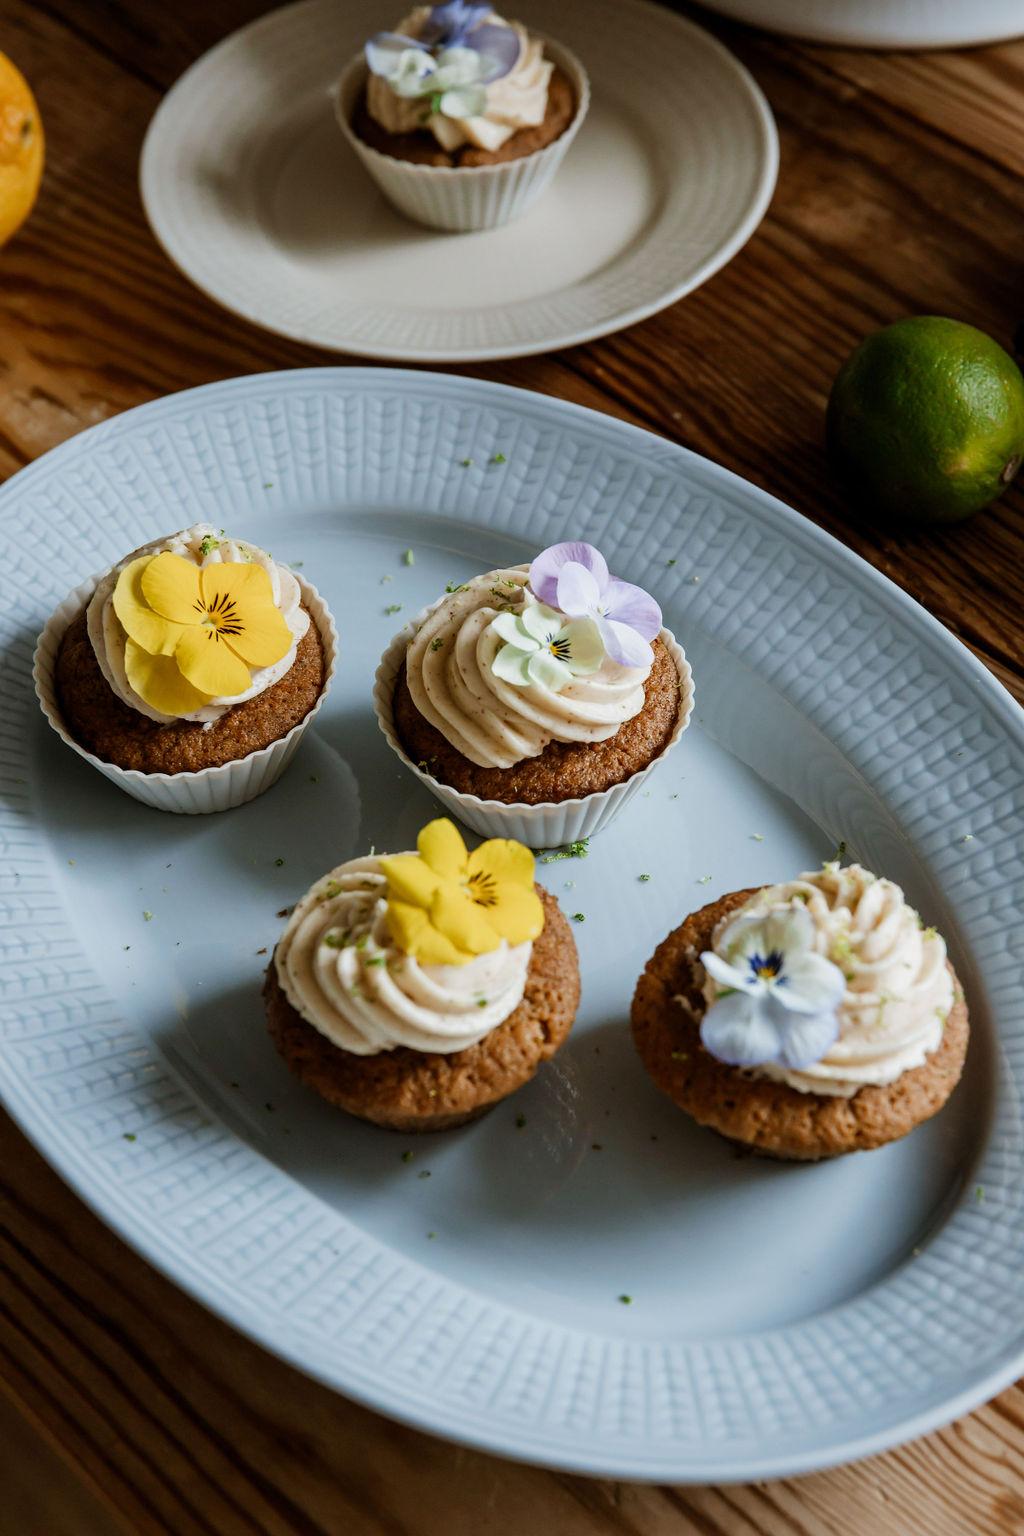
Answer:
xmin=693 ymin=0 xmax=1024 ymax=49
xmin=137 ymin=0 xmax=780 ymax=363
xmin=1 ymin=368 xmax=1023 ymax=1482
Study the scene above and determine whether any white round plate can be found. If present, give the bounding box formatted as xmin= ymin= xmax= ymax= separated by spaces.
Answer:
xmin=697 ymin=0 xmax=1023 ymax=47
xmin=2 ymin=370 xmax=1022 ymax=1482
xmin=139 ymin=0 xmax=778 ymax=362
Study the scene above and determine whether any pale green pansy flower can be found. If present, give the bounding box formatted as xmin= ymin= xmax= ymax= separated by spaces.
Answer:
xmin=489 ymin=602 xmax=606 ymax=692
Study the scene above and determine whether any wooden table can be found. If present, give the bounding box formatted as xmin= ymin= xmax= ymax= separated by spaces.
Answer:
xmin=3 ymin=3 xmax=1024 ymax=1531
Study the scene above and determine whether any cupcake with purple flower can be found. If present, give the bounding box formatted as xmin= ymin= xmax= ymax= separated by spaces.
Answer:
xmin=335 ymin=4 xmax=589 ymax=231
xmin=373 ymin=541 xmax=694 ymax=846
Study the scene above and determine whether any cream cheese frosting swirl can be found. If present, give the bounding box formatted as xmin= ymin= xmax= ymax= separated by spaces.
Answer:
xmin=366 ymin=8 xmax=553 ymax=153
xmin=702 ymin=863 xmax=954 ymax=1097
xmin=86 ymin=523 xmax=309 ymax=726
xmin=405 ymin=566 xmax=651 ymax=769
xmin=276 ymin=856 xmax=532 ymax=1055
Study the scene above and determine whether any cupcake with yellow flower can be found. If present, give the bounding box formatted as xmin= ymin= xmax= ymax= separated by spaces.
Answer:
xmin=34 ymin=524 xmax=337 ymax=814
xmin=264 ymin=817 xmax=580 ymax=1131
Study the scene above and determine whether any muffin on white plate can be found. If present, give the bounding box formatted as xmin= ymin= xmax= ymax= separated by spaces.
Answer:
xmin=336 ymin=3 xmax=590 ymax=230
xmin=264 ymin=816 xmax=581 ymax=1131
xmin=632 ymin=860 xmax=970 ymax=1161
xmin=33 ymin=523 xmax=337 ymax=813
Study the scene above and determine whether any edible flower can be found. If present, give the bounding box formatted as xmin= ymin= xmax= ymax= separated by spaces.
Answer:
xmin=529 ymin=542 xmax=662 ymax=669
xmin=490 ymin=600 xmax=604 ymax=691
xmin=699 ymin=904 xmax=846 ymax=1069
xmin=366 ymin=4 xmax=519 ymax=120
xmin=381 ymin=818 xmax=544 ymax=966
xmin=112 ymin=551 xmax=293 ymax=715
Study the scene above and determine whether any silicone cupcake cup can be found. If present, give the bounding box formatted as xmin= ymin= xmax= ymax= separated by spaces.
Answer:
xmin=33 ymin=573 xmax=338 ymax=815
xmin=373 ymin=602 xmax=694 ymax=848
xmin=335 ymin=37 xmax=590 ymax=233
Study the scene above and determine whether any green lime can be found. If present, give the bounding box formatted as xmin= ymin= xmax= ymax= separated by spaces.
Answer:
xmin=826 ymin=316 xmax=1024 ymax=524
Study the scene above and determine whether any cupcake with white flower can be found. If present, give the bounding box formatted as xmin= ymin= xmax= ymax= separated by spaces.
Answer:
xmin=631 ymin=861 xmax=970 ymax=1160
xmin=374 ymin=540 xmax=694 ymax=846
xmin=335 ymin=4 xmax=589 ymax=230
xmin=264 ymin=817 xmax=580 ymax=1131
xmin=33 ymin=523 xmax=337 ymax=814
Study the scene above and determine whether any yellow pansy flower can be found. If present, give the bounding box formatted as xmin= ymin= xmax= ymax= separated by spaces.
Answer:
xmin=382 ymin=818 xmax=544 ymax=967
xmin=113 ymin=551 xmax=293 ymax=715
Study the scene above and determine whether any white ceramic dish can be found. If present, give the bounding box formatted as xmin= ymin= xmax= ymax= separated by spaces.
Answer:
xmin=139 ymin=0 xmax=778 ymax=362
xmin=373 ymin=602 xmax=694 ymax=846
xmin=1 ymin=369 xmax=1021 ymax=1483
xmin=696 ymin=0 xmax=1024 ymax=47
xmin=32 ymin=572 xmax=338 ymax=815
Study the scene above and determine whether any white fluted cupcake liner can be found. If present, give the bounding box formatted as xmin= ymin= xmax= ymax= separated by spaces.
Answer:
xmin=373 ymin=608 xmax=694 ymax=848
xmin=334 ymin=38 xmax=589 ymax=233
xmin=33 ymin=573 xmax=338 ymax=815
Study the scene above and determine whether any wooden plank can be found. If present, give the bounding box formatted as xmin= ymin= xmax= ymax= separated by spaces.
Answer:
xmin=0 ymin=1380 xmax=126 ymax=1536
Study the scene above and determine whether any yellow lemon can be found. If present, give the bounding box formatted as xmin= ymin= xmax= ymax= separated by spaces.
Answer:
xmin=0 ymin=51 xmax=44 ymax=247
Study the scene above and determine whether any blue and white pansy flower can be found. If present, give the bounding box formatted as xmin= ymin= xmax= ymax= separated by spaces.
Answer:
xmin=699 ymin=904 xmax=846 ymax=1070
xmin=490 ymin=602 xmax=605 ymax=692
xmin=366 ymin=4 xmax=520 ymax=121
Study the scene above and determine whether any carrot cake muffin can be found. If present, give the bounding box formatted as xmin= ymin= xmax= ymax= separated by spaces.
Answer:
xmin=356 ymin=5 xmax=576 ymax=168
xmin=265 ymin=817 xmax=580 ymax=1131
xmin=631 ymin=861 xmax=969 ymax=1161
xmin=52 ymin=524 xmax=327 ymax=775
xmin=386 ymin=540 xmax=690 ymax=806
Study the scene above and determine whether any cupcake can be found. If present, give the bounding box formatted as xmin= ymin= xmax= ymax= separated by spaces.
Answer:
xmin=374 ymin=540 xmax=694 ymax=846
xmin=336 ymin=4 xmax=589 ymax=230
xmin=33 ymin=523 xmax=337 ymax=814
xmin=264 ymin=817 xmax=580 ymax=1131
xmin=631 ymin=861 xmax=969 ymax=1160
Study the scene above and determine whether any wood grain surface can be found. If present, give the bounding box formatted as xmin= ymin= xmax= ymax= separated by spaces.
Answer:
xmin=3 ymin=1 xmax=1024 ymax=1531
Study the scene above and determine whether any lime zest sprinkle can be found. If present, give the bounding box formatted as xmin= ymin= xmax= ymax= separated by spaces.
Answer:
xmin=540 ymin=838 xmax=589 ymax=864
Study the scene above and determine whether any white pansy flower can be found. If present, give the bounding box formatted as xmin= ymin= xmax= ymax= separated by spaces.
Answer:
xmin=365 ymin=37 xmax=438 ymax=95
xmin=490 ymin=602 xmax=605 ymax=693
xmin=364 ymin=36 xmax=491 ymax=120
xmin=699 ymin=904 xmax=846 ymax=1070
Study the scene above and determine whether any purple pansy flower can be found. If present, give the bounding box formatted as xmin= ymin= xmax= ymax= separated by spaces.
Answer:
xmin=366 ymin=3 xmax=519 ymax=94
xmin=699 ymin=905 xmax=846 ymax=1070
xmin=420 ymin=4 xmax=520 ymax=78
xmin=528 ymin=542 xmax=662 ymax=669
